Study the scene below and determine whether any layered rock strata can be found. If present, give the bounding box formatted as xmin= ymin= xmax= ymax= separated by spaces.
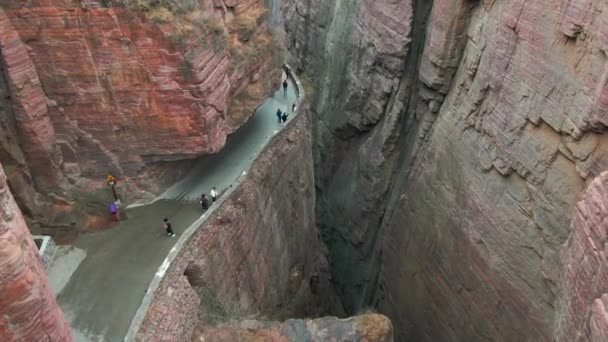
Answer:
xmin=284 ymin=0 xmax=608 ymax=340
xmin=0 ymin=0 xmax=283 ymax=229
xmin=0 ymin=163 xmax=71 ymax=341
xmin=556 ymin=171 xmax=608 ymax=341
xmin=133 ymin=105 xmax=342 ymax=341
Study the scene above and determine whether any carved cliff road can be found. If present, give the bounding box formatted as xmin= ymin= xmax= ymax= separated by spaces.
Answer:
xmin=56 ymin=75 xmax=298 ymax=342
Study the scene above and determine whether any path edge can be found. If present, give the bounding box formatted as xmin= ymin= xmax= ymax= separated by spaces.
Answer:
xmin=123 ymin=65 xmax=304 ymax=341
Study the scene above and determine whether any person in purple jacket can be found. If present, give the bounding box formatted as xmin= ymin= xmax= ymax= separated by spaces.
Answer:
xmin=109 ymin=201 xmax=120 ymax=221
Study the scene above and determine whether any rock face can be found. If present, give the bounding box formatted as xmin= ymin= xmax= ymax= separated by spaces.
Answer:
xmin=134 ymin=105 xmax=342 ymax=341
xmin=0 ymin=163 xmax=71 ymax=341
xmin=284 ymin=0 xmax=608 ymax=340
xmin=556 ymin=172 xmax=608 ymax=342
xmin=0 ymin=0 xmax=283 ymax=229
xmin=192 ymin=313 xmax=393 ymax=342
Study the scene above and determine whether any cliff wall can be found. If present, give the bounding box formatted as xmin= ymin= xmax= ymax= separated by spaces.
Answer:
xmin=129 ymin=104 xmax=342 ymax=341
xmin=556 ymin=171 xmax=608 ymax=341
xmin=0 ymin=163 xmax=71 ymax=341
xmin=0 ymin=0 xmax=283 ymax=229
xmin=284 ymin=0 xmax=608 ymax=340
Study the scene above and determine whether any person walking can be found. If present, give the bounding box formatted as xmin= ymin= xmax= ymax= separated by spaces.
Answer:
xmin=109 ymin=201 xmax=120 ymax=221
xmin=276 ymin=108 xmax=283 ymax=124
xmin=283 ymin=64 xmax=291 ymax=79
xmin=210 ymin=187 xmax=218 ymax=202
xmin=200 ymin=194 xmax=210 ymax=211
xmin=283 ymin=79 xmax=288 ymax=96
xmin=282 ymin=112 xmax=288 ymax=123
xmin=292 ymin=103 xmax=296 ymax=112
xmin=163 ymin=218 xmax=176 ymax=237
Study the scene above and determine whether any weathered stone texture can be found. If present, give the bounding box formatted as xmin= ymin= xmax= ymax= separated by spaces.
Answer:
xmin=284 ymin=0 xmax=608 ymax=340
xmin=135 ymin=106 xmax=340 ymax=341
xmin=555 ymin=171 xmax=608 ymax=342
xmin=0 ymin=7 xmax=64 ymax=194
xmin=0 ymin=163 xmax=71 ymax=341
xmin=0 ymin=0 xmax=283 ymax=227
xmin=192 ymin=313 xmax=393 ymax=342
xmin=284 ymin=0 xmax=417 ymax=314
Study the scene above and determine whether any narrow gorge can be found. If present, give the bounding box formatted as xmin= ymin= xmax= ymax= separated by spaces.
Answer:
xmin=283 ymin=0 xmax=608 ymax=340
xmin=1 ymin=0 xmax=608 ymax=341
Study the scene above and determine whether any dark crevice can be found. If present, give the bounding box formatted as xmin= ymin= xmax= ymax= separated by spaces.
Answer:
xmin=313 ymin=0 xmax=436 ymax=316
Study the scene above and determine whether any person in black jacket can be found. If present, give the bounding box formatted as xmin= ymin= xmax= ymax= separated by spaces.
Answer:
xmin=276 ymin=108 xmax=283 ymax=124
xmin=200 ymin=194 xmax=210 ymax=211
xmin=163 ymin=218 xmax=176 ymax=237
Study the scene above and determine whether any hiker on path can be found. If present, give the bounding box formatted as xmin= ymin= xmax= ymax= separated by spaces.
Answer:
xmin=282 ymin=112 xmax=288 ymax=123
xmin=109 ymin=201 xmax=120 ymax=221
xmin=283 ymin=79 xmax=288 ymax=96
xmin=292 ymin=103 xmax=296 ymax=112
xmin=163 ymin=218 xmax=176 ymax=237
xmin=276 ymin=108 xmax=283 ymax=124
xmin=201 ymin=194 xmax=210 ymax=210
xmin=210 ymin=187 xmax=218 ymax=203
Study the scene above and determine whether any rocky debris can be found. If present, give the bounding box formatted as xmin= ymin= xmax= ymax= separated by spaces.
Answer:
xmin=192 ymin=313 xmax=393 ymax=342
xmin=555 ymin=171 xmax=608 ymax=341
xmin=0 ymin=163 xmax=71 ymax=341
xmin=0 ymin=0 xmax=283 ymax=229
xmin=284 ymin=0 xmax=608 ymax=340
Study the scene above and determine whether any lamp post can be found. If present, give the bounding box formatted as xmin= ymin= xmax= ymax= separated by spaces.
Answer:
xmin=106 ymin=174 xmax=118 ymax=202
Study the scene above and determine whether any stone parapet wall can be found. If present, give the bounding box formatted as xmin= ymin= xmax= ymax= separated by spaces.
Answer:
xmin=126 ymin=72 xmax=342 ymax=341
xmin=32 ymin=235 xmax=56 ymax=269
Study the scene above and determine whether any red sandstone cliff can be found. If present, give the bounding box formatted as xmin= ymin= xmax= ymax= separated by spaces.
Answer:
xmin=0 ymin=0 xmax=283 ymax=230
xmin=133 ymin=104 xmax=343 ymax=341
xmin=556 ymin=171 xmax=608 ymax=341
xmin=0 ymin=162 xmax=71 ymax=341
xmin=284 ymin=0 xmax=608 ymax=340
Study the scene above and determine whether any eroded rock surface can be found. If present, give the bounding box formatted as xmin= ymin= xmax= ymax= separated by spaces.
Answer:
xmin=135 ymin=104 xmax=342 ymax=341
xmin=0 ymin=0 xmax=283 ymax=229
xmin=192 ymin=313 xmax=393 ymax=342
xmin=284 ymin=0 xmax=608 ymax=340
xmin=556 ymin=171 xmax=608 ymax=342
xmin=0 ymin=163 xmax=71 ymax=341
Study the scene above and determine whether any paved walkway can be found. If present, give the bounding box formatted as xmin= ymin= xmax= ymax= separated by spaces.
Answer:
xmin=57 ymin=76 xmax=298 ymax=342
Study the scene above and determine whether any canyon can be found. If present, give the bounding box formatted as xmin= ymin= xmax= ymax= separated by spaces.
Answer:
xmin=284 ymin=0 xmax=608 ymax=340
xmin=2 ymin=0 xmax=608 ymax=341
xmin=0 ymin=0 xmax=283 ymax=232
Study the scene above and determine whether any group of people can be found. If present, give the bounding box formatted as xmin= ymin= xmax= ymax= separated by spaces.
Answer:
xmin=108 ymin=186 xmax=220 ymax=238
xmin=112 ymin=67 xmax=298 ymax=238
xmin=162 ymin=187 xmax=219 ymax=238
xmin=275 ymin=65 xmax=298 ymax=124
xmin=276 ymin=103 xmax=297 ymax=124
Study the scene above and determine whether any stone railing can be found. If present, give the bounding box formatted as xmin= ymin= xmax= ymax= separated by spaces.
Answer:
xmin=32 ymin=235 xmax=55 ymax=269
xmin=124 ymin=65 xmax=304 ymax=341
